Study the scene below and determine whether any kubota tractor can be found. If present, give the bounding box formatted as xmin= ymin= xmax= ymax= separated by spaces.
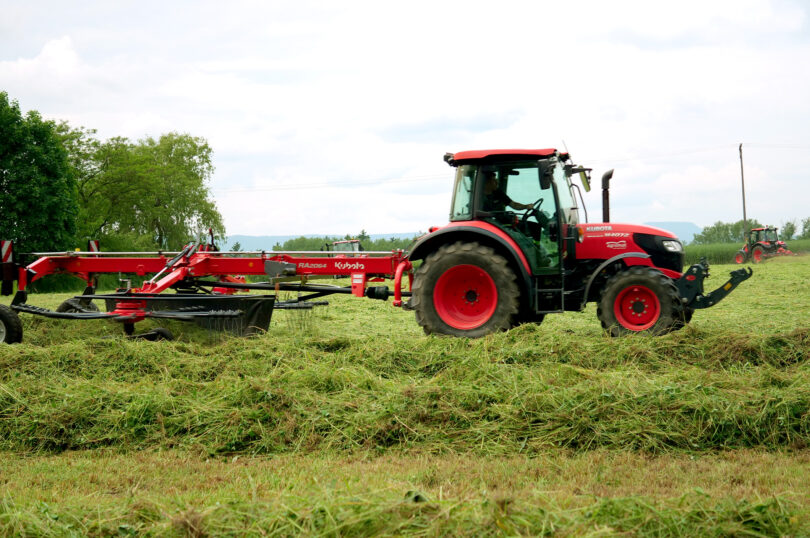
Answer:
xmin=734 ymin=226 xmax=794 ymax=264
xmin=406 ymin=149 xmax=752 ymax=337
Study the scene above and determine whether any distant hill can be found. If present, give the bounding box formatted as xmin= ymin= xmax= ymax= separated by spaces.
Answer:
xmin=643 ymin=222 xmax=702 ymax=244
xmin=223 ymin=233 xmax=419 ymax=251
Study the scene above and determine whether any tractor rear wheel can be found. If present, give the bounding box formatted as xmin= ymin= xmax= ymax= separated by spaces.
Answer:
xmin=412 ymin=242 xmax=519 ymax=337
xmin=0 ymin=304 xmax=23 ymax=344
xmin=752 ymin=245 xmax=765 ymax=263
xmin=734 ymin=251 xmax=746 ymax=264
xmin=597 ymin=267 xmax=683 ymax=337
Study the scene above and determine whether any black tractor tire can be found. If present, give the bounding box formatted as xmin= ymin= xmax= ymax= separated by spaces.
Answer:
xmin=56 ymin=298 xmax=100 ymax=313
xmin=411 ymin=242 xmax=519 ymax=337
xmin=597 ymin=267 xmax=683 ymax=337
xmin=0 ymin=304 xmax=23 ymax=344
xmin=751 ymin=245 xmax=766 ymax=263
xmin=734 ymin=250 xmax=747 ymax=264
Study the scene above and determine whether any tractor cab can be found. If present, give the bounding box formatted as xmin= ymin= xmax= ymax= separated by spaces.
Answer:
xmin=447 ymin=150 xmax=587 ymax=275
xmin=751 ymin=227 xmax=778 ymax=243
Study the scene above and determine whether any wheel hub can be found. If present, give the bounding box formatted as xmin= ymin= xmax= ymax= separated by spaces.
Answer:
xmin=433 ymin=264 xmax=498 ymax=330
xmin=613 ymin=284 xmax=661 ymax=331
xmin=631 ymin=299 xmax=647 ymax=314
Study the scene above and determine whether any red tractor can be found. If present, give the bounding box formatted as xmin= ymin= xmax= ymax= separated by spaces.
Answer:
xmin=734 ymin=226 xmax=794 ymax=264
xmin=406 ymin=149 xmax=752 ymax=337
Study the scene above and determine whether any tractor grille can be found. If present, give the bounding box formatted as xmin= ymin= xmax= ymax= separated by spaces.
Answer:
xmin=633 ymin=233 xmax=684 ymax=273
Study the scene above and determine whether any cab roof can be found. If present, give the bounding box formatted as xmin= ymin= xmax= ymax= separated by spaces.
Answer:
xmin=444 ymin=148 xmax=568 ymax=166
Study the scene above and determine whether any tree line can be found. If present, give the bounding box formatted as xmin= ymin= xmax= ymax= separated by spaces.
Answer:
xmin=691 ymin=218 xmax=810 ymax=245
xmin=238 ymin=230 xmax=421 ymax=252
xmin=1 ymin=91 xmax=223 ymax=253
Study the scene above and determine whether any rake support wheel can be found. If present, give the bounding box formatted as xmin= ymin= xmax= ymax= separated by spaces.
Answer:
xmin=0 ymin=304 xmax=23 ymax=344
xmin=56 ymin=298 xmax=100 ymax=313
xmin=597 ymin=267 xmax=683 ymax=337
xmin=411 ymin=242 xmax=519 ymax=337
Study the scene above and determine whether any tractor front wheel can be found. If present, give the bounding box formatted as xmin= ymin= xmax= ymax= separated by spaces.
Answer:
xmin=411 ymin=242 xmax=519 ymax=337
xmin=597 ymin=267 xmax=683 ymax=337
xmin=734 ymin=251 xmax=746 ymax=264
xmin=0 ymin=304 xmax=23 ymax=344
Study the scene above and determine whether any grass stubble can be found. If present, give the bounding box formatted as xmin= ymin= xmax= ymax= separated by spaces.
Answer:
xmin=0 ymin=260 xmax=808 ymax=535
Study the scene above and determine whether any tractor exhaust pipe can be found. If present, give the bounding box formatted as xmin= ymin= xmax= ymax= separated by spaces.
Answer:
xmin=601 ymin=169 xmax=614 ymax=223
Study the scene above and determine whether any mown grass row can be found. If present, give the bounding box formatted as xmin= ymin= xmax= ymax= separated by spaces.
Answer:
xmin=0 ymin=490 xmax=803 ymax=536
xmin=1 ymin=324 xmax=809 ymax=455
xmin=1 ymin=260 xmax=808 ymax=456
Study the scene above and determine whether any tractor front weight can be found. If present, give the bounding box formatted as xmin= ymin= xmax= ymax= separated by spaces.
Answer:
xmin=675 ymin=258 xmax=754 ymax=310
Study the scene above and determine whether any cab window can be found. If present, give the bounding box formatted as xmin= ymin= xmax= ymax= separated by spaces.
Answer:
xmin=450 ymin=165 xmax=475 ymax=221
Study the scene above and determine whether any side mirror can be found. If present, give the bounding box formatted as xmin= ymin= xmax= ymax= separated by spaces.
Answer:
xmin=540 ymin=170 xmax=552 ymax=190
xmin=579 ymin=171 xmax=591 ymax=192
xmin=564 ymin=164 xmax=592 ymax=192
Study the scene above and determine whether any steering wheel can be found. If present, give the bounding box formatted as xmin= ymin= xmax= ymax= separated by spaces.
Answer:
xmin=519 ymin=198 xmax=544 ymax=230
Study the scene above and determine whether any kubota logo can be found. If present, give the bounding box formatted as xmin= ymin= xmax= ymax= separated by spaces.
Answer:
xmin=335 ymin=261 xmax=365 ymax=270
xmin=586 ymin=225 xmax=612 ymax=232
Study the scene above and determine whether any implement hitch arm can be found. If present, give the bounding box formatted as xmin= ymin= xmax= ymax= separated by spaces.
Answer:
xmin=676 ymin=258 xmax=753 ymax=309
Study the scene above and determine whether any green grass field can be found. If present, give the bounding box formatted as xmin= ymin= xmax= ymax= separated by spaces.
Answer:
xmin=1 ymin=256 xmax=809 ymax=535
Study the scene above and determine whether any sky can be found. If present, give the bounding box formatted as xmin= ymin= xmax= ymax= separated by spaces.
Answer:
xmin=2 ymin=0 xmax=809 ymax=239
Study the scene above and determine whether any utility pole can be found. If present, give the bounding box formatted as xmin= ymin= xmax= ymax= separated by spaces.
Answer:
xmin=739 ymin=143 xmax=747 ymax=241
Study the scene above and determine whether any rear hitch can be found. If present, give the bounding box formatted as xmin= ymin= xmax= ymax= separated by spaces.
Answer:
xmin=676 ymin=258 xmax=753 ymax=309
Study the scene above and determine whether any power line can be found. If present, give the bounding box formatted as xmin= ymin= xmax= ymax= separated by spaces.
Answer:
xmin=580 ymin=143 xmax=810 ymax=165
xmin=211 ymin=173 xmax=448 ymax=193
xmin=579 ymin=144 xmax=736 ymax=165
xmin=210 ymin=143 xmax=810 ymax=194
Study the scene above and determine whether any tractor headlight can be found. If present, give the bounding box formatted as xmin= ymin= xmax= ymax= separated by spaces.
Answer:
xmin=662 ymin=240 xmax=683 ymax=253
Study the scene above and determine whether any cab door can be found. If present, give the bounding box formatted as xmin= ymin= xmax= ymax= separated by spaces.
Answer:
xmin=494 ymin=164 xmax=563 ymax=275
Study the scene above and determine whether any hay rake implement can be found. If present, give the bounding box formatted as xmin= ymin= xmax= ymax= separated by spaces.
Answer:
xmin=0 ymin=237 xmax=412 ymax=342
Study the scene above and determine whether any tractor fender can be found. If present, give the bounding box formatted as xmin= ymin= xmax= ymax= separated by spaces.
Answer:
xmin=579 ymin=252 xmax=653 ymax=309
xmin=407 ymin=224 xmax=533 ymax=302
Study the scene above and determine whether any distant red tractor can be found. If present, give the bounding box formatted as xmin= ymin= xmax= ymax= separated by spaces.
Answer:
xmin=734 ymin=226 xmax=794 ymax=264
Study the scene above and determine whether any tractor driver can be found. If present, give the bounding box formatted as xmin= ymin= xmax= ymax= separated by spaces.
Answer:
xmin=482 ymin=170 xmax=533 ymax=212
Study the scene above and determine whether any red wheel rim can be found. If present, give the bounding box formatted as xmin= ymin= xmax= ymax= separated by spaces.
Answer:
xmin=433 ymin=264 xmax=498 ymax=330
xmin=753 ymin=249 xmax=763 ymax=262
xmin=734 ymin=253 xmax=744 ymax=264
xmin=613 ymin=285 xmax=661 ymax=331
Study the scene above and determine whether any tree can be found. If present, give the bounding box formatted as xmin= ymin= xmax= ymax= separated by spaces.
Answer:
xmin=692 ymin=219 xmax=763 ymax=244
xmin=59 ymin=127 xmax=225 ymax=250
xmin=781 ymin=220 xmax=796 ymax=241
xmin=801 ymin=217 xmax=810 ymax=240
xmin=0 ymin=92 xmax=77 ymax=252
